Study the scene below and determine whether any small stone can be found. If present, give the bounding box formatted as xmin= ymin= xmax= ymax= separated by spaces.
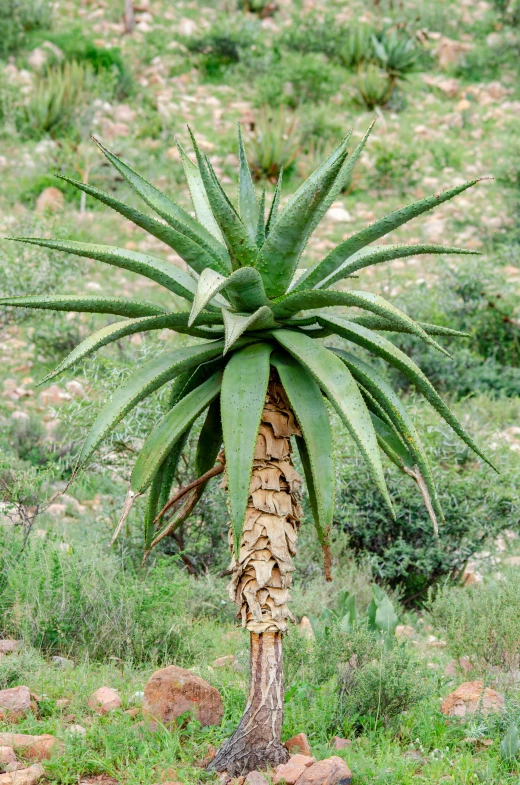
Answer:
xmin=441 ymin=681 xmax=505 ymax=718
xmin=273 ymin=753 xmax=316 ymax=784
xmin=395 ymin=625 xmax=415 ymax=639
xmin=212 ymin=655 xmax=236 ymax=669
xmin=51 ymin=656 xmax=75 ymax=669
xmin=35 ymin=187 xmax=64 ymax=213
xmin=299 ymin=616 xmax=314 ymax=639
xmin=0 ymin=687 xmax=31 ymax=721
xmin=297 ymin=756 xmax=352 ymax=785
xmin=0 ymin=746 xmax=17 ymax=765
xmin=65 ymin=381 xmax=85 ymax=399
xmin=327 ymin=206 xmax=352 ymax=222
xmin=285 ymin=732 xmax=311 ymax=756
xmin=0 ymin=734 xmax=62 ymax=761
xmin=67 ymin=725 xmax=86 ymax=737
xmin=331 ymin=736 xmax=352 ymax=750
xmin=0 ymin=764 xmax=44 ymax=785
xmin=87 ymin=687 xmax=122 ymax=715
xmin=55 ymin=699 xmax=70 ymax=709
xmin=125 ymin=707 xmax=140 ymax=718
xmin=0 ymin=641 xmax=21 ymax=655
xmin=244 ymin=773 xmax=269 ymax=785
xmin=28 ymin=48 xmax=48 ymax=70
xmin=143 ymin=665 xmax=223 ymax=727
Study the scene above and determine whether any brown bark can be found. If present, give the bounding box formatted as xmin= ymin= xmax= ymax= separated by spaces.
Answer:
xmin=123 ymin=0 xmax=135 ymax=33
xmin=210 ymin=631 xmax=288 ymax=775
xmin=211 ymin=374 xmax=302 ymax=775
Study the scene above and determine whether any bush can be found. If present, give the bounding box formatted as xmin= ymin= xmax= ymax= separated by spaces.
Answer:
xmin=283 ymin=622 xmax=429 ymax=738
xmin=428 ymin=570 xmax=520 ymax=672
xmin=255 ymin=52 xmax=344 ymax=108
xmin=247 ymin=106 xmax=302 ymax=181
xmin=332 ymin=412 xmax=520 ymax=604
xmin=23 ymin=60 xmax=95 ymax=138
xmin=185 ymin=21 xmax=259 ymax=80
xmin=0 ymin=531 xmax=226 ymax=665
xmin=0 ymin=0 xmax=52 ymax=59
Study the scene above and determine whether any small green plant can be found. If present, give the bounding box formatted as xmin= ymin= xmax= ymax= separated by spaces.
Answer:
xmin=255 ymin=52 xmax=343 ymax=108
xmin=339 ymin=24 xmax=375 ymax=69
xmin=248 ymin=106 xmax=302 ymax=181
xmin=501 ymin=724 xmax=520 ymax=761
xmin=372 ymin=28 xmax=419 ymax=81
xmin=355 ymin=63 xmax=393 ymax=109
xmin=428 ymin=570 xmax=520 ymax=673
xmin=310 ymin=585 xmax=399 ymax=646
xmin=23 ymin=60 xmax=94 ymax=137
xmin=185 ymin=21 xmax=258 ymax=80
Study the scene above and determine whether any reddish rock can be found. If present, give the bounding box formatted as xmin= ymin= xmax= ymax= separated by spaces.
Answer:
xmin=0 ymin=641 xmax=21 ymax=655
xmin=88 ymin=687 xmax=122 ymax=715
xmin=331 ymin=736 xmax=352 ymax=750
xmin=0 ymin=733 xmax=62 ymax=761
xmin=299 ymin=616 xmax=314 ymax=639
xmin=212 ymin=655 xmax=236 ymax=669
xmin=273 ymin=753 xmax=316 ymax=784
xmin=35 ymin=187 xmax=64 ymax=214
xmin=0 ymin=746 xmax=17 ymax=765
xmin=441 ymin=681 xmax=504 ymax=717
xmin=298 ymin=756 xmax=352 ymax=785
xmin=0 ymin=764 xmax=44 ymax=785
xmin=125 ymin=707 xmax=140 ymax=718
xmin=244 ymin=774 xmax=269 ymax=785
xmin=285 ymin=732 xmax=311 ymax=756
xmin=0 ymin=687 xmax=31 ymax=721
xmin=143 ymin=665 xmax=223 ymax=727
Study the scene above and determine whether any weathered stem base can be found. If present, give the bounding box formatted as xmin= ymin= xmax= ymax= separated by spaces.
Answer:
xmin=209 ymin=631 xmax=288 ymax=776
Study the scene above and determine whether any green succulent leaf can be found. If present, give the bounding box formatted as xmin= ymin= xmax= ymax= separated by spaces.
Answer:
xmin=256 ymin=189 xmax=266 ymax=247
xmin=295 ymin=178 xmax=484 ymax=291
xmin=271 ymin=329 xmax=393 ymax=514
xmin=0 ymin=294 xmax=168 ymax=318
xmin=189 ymin=131 xmax=259 ymax=269
xmin=266 ymin=168 xmax=283 ymax=236
xmin=257 ymin=136 xmax=350 ymax=298
xmin=333 ymin=348 xmax=444 ymax=525
xmin=12 ymin=239 xmax=200 ymax=304
xmin=195 ymin=397 xmax=223 ymax=478
xmin=78 ymin=339 xmax=238 ymax=468
xmin=95 ymin=138 xmax=229 ymax=267
xmin=222 ymin=306 xmax=276 ymax=353
xmin=221 ymin=342 xmax=273 ymax=554
xmin=132 ymin=370 xmax=222 ymax=494
xmin=317 ymin=243 xmax=481 ymax=289
xmin=320 ymin=316 xmax=495 ymax=470
xmin=189 ymin=266 xmax=271 ymax=325
xmin=349 ymin=314 xmax=469 ymax=337
xmin=177 ymin=140 xmax=227 ymax=248
xmin=273 ymin=289 xmax=449 ymax=356
xmin=271 ymin=352 xmax=334 ymax=544
xmin=57 ymin=175 xmax=230 ymax=277
xmin=238 ymin=125 xmax=260 ymax=241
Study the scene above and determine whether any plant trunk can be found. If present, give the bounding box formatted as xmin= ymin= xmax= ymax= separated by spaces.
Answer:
xmin=210 ymin=373 xmax=303 ymax=776
xmin=124 ymin=0 xmax=135 ymax=33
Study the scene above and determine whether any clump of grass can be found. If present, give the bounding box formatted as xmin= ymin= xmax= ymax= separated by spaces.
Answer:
xmin=23 ymin=60 xmax=94 ymax=137
xmin=248 ymin=106 xmax=302 ymax=181
xmin=428 ymin=569 xmax=520 ymax=674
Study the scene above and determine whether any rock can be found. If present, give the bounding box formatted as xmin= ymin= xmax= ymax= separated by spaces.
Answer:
xmin=113 ymin=104 xmax=137 ymax=124
xmin=51 ymin=656 xmax=75 ymax=669
xmin=125 ymin=707 xmax=140 ymax=718
xmin=0 ymin=746 xmax=17 ymax=765
xmin=435 ymin=36 xmax=473 ymax=69
xmin=0 ymin=734 xmax=61 ymax=761
xmin=331 ymin=736 xmax=352 ymax=750
xmin=285 ymin=733 xmax=311 ymax=756
xmin=65 ymin=381 xmax=85 ymax=399
xmin=66 ymin=725 xmax=86 ymax=737
xmin=35 ymin=187 xmax=64 ymax=214
xmin=143 ymin=665 xmax=223 ymax=728
xmin=0 ymin=764 xmax=44 ymax=785
xmin=273 ymin=753 xmax=316 ymax=784
xmin=299 ymin=616 xmax=314 ymax=639
xmin=27 ymin=48 xmax=48 ymax=71
xmin=327 ymin=205 xmax=352 ymax=222
xmin=87 ymin=687 xmax=122 ymax=715
xmin=0 ymin=641 xmax=21 ymax=655
xmin=244 ymin=773 xmax=269 ymax=785
xmin=0 ymin=687 xmax=31 ymax=721
xmin=297 ymin=756 xmax=352 ymax=785
xmin=212 ymin=655 xmax=236 ymax=669
xmin=395 ymin=625 xmax=415 ymax=639
xmin=39 ymin=384 xmax=70 ymax=407
xmin=178 ymin=17 xmax=198 ymax=36
xmin=55 ymin=699 xmax=70 ymax=709
xmin=441 ymin=681 xmax=505 ymax=717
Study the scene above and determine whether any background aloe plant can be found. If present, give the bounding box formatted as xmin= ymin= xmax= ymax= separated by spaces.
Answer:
xmin=0 ymin=126 xmax=493 ymax=775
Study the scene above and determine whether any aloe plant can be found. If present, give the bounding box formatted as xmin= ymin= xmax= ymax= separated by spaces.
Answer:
xmin=1 ymin=126 xmax=493 ymax=775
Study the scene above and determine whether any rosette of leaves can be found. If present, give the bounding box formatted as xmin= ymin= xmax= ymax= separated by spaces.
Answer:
xmin=0 ymin=125 xmax=494 ymax=774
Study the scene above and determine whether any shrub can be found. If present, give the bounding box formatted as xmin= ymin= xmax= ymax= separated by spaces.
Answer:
xmin=333 ymin=413 xmax=520 ymax=604
xmin=255 ymin=52 xmax=344 ymax=108
xmin=185 ymin=21 xmax=259 ymax=80
xmin=280 ymin=12 xmax=348 ymax=59
xmin=0 ymin=0 xmax=52 ymax=59
xmin=23 ymin=60 xmax=95 ymax=137
xmin=428 ymin=570 xmax=520 ymax=672
xmin=354 ymin=63 xmax=393 ymax=109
